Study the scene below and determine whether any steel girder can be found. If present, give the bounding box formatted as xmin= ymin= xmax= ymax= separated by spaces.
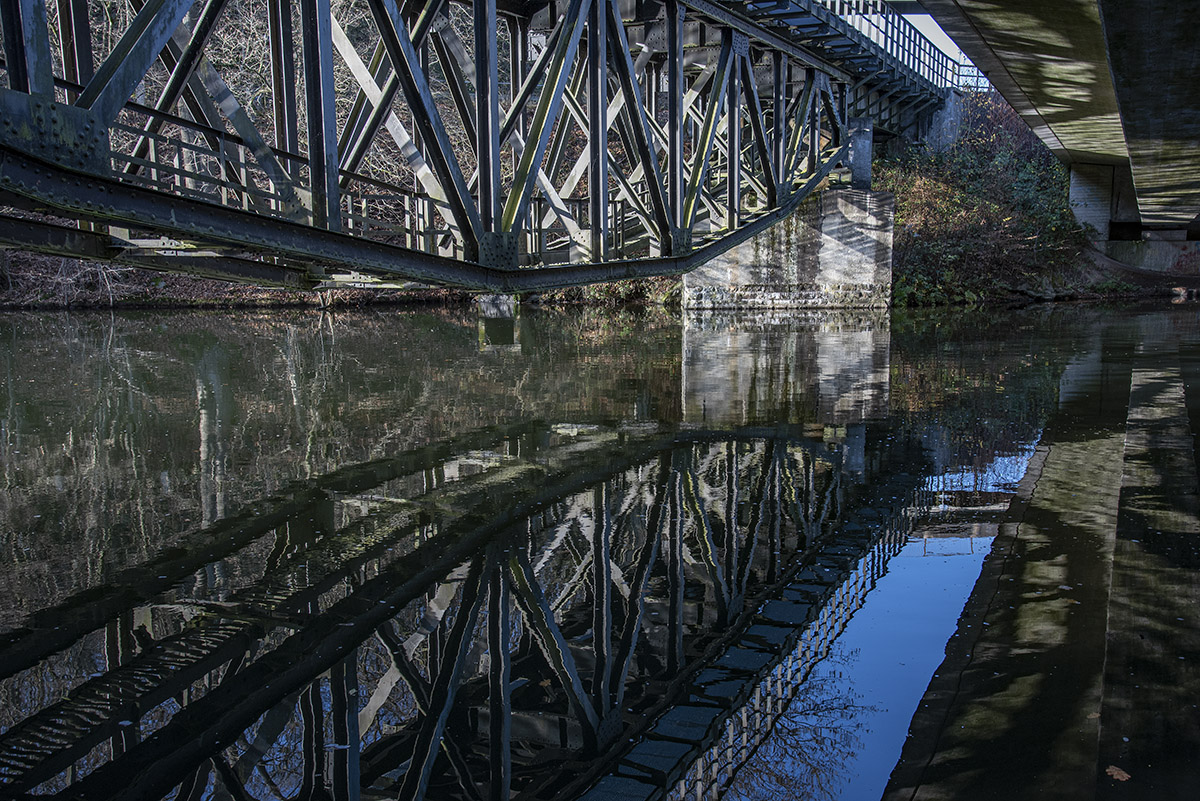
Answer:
xmin=0 ymin=0 xmax=936 ymax=291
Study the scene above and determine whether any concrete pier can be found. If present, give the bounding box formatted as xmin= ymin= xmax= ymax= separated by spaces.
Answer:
xmin=682 ymin=189 xmax=895 ymax=310
xmin=1071 ymin=163 xmax=1200 ymax=274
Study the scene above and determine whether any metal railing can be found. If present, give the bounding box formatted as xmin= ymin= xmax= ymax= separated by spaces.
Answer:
xmin=817 ymin=1 xmax=990 ymax=92
xmin=952 ymin=62 xmax=991 ymax=91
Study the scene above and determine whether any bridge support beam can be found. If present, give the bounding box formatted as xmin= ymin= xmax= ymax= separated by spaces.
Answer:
xmin=682 ymin=189 xmax=894 ymax=310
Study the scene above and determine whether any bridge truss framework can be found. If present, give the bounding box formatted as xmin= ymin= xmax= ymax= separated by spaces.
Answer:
xmin=0 ymin=0 xmax=948 ymax=291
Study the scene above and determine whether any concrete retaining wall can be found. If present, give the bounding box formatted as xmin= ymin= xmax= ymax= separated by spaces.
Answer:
xmin=1104 ymin=239 xmax=1200 ymax=275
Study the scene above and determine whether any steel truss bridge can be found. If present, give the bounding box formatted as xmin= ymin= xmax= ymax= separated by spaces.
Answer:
xmin=0 ymin=0 xmax=959 ymax=291
xmin=0 ymin=420 xmax=927 ymax=801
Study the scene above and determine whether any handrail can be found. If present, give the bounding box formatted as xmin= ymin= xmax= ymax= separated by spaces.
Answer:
xmin=817 ymin=0 xmax=954 ymax=88
xmin=815 ymin=1 xmax=990 ymax=91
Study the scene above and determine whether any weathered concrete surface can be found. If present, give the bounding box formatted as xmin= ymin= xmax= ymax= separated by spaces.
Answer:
xmin=1104 ymin=240 xmax=1200 ymax=275
xmin=1071 ymin=162 xmax=1141 ymax=240
xmin=681 ymin=309 xmax=890 ymax=427
xmin=682 ymin=189 xmax=893 ymax=310
xmin=849 ymin=118 xmax=874 ymax=191
xmin=924 ymin=90 xmax=965 ymax=153
xmin=920 ymin=0 xmax=1200 ymax=230
xmin=883 ymin=333 xmax=1135 ymax=800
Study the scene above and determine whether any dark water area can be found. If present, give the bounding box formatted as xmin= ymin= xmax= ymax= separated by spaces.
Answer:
xmin=0 ymin=303 xmax=1197 ymax=801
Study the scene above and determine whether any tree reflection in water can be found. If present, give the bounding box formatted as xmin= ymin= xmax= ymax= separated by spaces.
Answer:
xmin=726 ymin=651 xmax=875 ymax=801
xmin=0 ymin=304 xmax=1112 ymax=801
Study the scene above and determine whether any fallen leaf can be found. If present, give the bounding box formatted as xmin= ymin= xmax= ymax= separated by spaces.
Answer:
xmin=1087 ymin=712 xmax=1100 ymax=720
xmin=1106 ymin=765 xmax=1131 ymax=782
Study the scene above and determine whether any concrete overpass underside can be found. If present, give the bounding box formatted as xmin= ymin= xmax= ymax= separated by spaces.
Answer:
xmin=918 ymin=0 xmax=1200 ymax=239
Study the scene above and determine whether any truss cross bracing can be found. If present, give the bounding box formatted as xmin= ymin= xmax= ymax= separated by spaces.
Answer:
xmin=0 ymin=0 xmax=948 ymax=291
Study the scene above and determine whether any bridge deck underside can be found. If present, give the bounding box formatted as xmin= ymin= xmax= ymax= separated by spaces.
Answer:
xmin=920 ymin=0 xmax=1200 ymax=230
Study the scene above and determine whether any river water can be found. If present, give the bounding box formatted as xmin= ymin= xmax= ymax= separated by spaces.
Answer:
xmin=0 ymin=303 xmax=1196 ymax=800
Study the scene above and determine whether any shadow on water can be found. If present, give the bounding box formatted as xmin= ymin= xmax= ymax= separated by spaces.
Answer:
xmin=0 ymin=302 xmax=1167 ymax=801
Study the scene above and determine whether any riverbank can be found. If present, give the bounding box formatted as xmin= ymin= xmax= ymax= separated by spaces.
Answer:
xmin=3 ymin=232 xmax=1183 ymax=312
xmin=0 ymin=238 xmax=685 ymax=310
xmin=0 ymin=246 xmax=479 ymax=310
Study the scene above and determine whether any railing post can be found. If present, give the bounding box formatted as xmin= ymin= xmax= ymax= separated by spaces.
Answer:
xmin=268 ymin=0 xmax=300 ymax=156
xmin=148 ymin=137 xmax=159 ymax=188
xmin=772 ymin=52 xmax=787 ymax=192
xmin=56 ymin=0 xmax=94 ymax=99
xmin=726 ymin=37 xmax=744 ymax=231
xmin=476 ymin=0 xmax=501 ymax=234
xmin=506 ymin=17 xmax=528 ymax=175
xmin=299 ymin=0 xmax=341 ymax=232
xmin=240 ymin=143 xmax=249 ymax=210
xmin=806 ymin=67 xmax=818 ymax=175
xmin=666 ymin=0 xmax=685 ymax=241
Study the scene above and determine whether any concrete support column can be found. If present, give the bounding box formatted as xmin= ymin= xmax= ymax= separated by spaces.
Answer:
xmin=1070 ymin=163 xmax=1115 ymax=240
xmin=848 ymin=117 xmax=873 ymax=191
xmin=683 ymin=189 xmax=894 ymax=309
xmin=1070 ymin=162 xmax=1140 ymax=241
xmin=1072 ymin=162 xmax=1200 ymax=272
xmin=925 ymin=90 xmax=964 ymax=152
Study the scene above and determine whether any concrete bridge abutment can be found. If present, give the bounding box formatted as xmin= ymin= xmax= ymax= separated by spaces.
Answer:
xmin=682 ymin=188 xmax=895 ymax=310
xmin=1071 ymin=162 xmax=1200 ymax=275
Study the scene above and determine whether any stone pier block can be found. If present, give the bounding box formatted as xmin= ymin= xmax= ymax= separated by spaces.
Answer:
xmin=683 ymin=188 xmax=894 ymax=309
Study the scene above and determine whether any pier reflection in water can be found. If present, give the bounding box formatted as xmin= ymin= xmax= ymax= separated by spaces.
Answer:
xmin=0 ymin=306 xmax=1080 ymax=801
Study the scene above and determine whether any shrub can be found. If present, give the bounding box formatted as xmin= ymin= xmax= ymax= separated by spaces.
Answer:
xmin=878 ymin=92 xmax=1089 ymax=306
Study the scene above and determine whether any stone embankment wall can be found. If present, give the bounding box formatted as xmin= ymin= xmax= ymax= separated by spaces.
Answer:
xmin=683 ymin=188 xmax=894 ymax=310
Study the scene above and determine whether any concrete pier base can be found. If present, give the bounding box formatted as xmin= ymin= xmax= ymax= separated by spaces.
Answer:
xmin=682 ymin=188 xmax=894 ymax=310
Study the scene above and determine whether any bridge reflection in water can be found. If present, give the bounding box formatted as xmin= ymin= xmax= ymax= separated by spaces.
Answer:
xmin=0 ymin=307 xmax=1056 ymax=801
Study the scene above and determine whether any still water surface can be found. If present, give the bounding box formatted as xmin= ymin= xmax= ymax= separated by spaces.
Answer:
xmin=0 ymin=303 xmax=1195 ymax=800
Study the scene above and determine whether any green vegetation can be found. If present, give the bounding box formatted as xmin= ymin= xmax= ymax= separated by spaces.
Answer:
xmin=878 ymin=92 xmax=1090 ymax=306
xmin=1089 ymin=278 xmax=1138 ymax=295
